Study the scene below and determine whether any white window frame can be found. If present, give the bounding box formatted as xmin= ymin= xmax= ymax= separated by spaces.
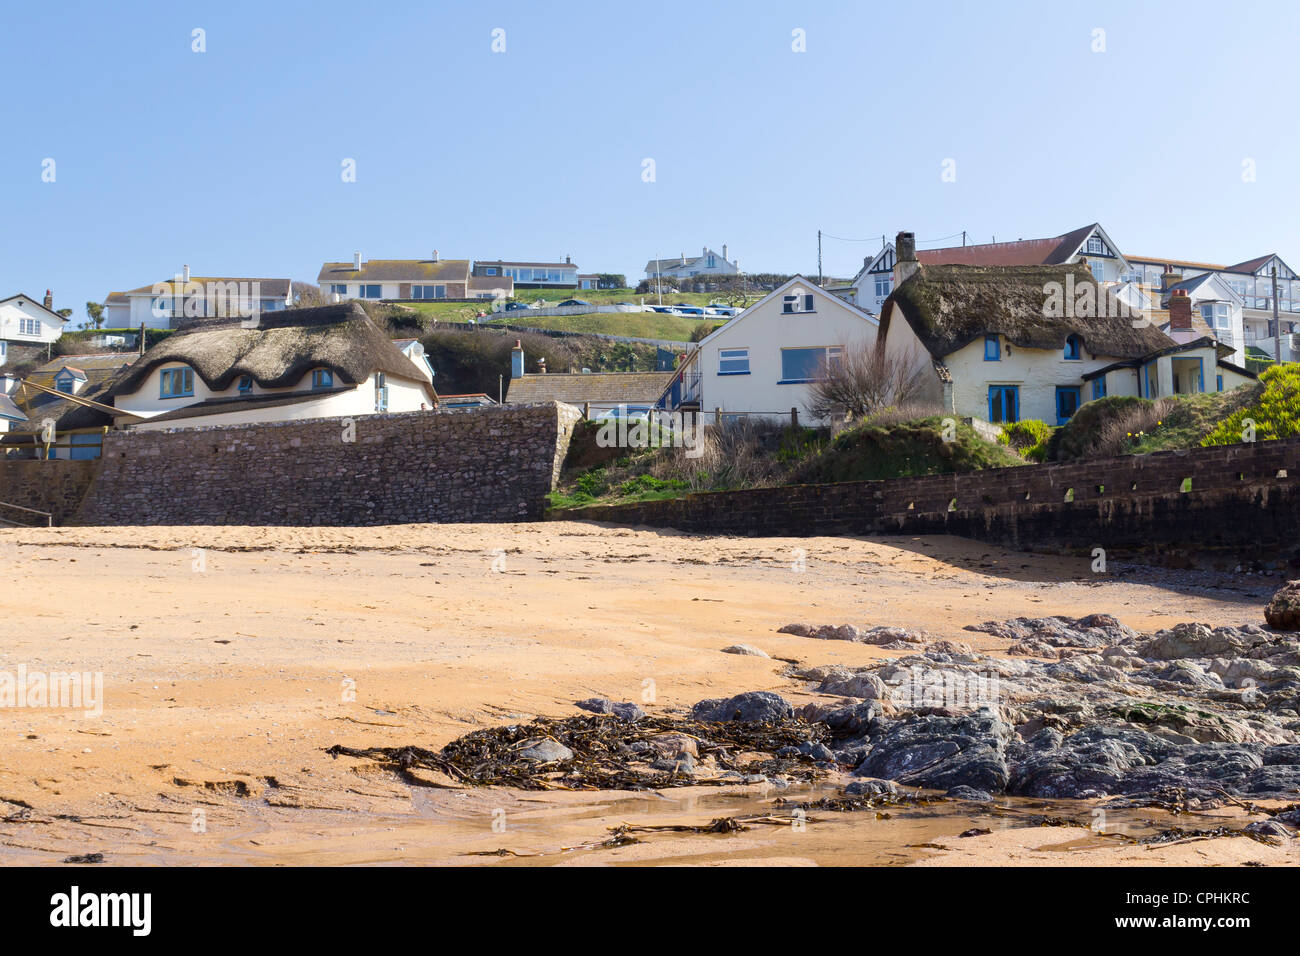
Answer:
xmin=718 ymin=347 xmax=750 ymax=375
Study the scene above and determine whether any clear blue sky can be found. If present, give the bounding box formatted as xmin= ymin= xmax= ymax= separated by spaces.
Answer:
xmin=5 ymin=0 xmax=1299 ymax=324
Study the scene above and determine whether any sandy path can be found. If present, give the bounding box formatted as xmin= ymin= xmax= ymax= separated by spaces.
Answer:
xmin=0 ymin=521 xmax=1283 ymax=865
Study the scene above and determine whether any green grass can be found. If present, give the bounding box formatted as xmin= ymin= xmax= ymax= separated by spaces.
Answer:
xmin=548 ymin=473 xmax=690 ymax=509
xmin=998 ymin=419 xmax=1054 ymax=462
xmin=485 ymin=311 xmax=722 ymax=341
xmin=794 ymin=416 xmax=1025 ymax=483
xmin=1202 ymin=363 xmax=1300 ymax=445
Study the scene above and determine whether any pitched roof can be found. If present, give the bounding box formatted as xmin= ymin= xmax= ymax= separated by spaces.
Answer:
xmin=108 ymin=302 xmax=434 ymax=398
xmin=917 ymin=224 xmax=1101 ymax=267
xmin=5 ymin=360 xmax=134 ymax=436
xmin=475 ymin=260 xmax=575 ymax=269
xmin=883 ymin=263 xmax=1174 ymax=361
xmin=1227 ymin=254 xmax=1280 ymax=274
xmin=644 ymin=249 xmax=728 ymax=273
xmin=0 ymin=293 xmax=70 ymax=323
xmin=0 ymin=393 xmax=28 ymax=423
xmin=506 ymin=371 xmax=673 ymax=406
xmin=317 ymin=259 xmax=470 ymax=283
xmin=115 ymin=278 xmax=299 ymax=297
xmin=26 ymin=354 xmax=134 ymax=391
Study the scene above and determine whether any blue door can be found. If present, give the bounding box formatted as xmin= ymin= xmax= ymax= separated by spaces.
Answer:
xmin=988 ymin=385 xmax=1019 ymax=424
xmin=1056 ymin=386 xmax=1082 ymax=425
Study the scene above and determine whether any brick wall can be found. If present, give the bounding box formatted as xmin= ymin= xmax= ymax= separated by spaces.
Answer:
xmin=556 ymin=438 xmax=1300 ymax=555
xmin=68 ymin=402 xmax=581 ymax=526
xmin=0 ymin=460 xmax=98 ymax=525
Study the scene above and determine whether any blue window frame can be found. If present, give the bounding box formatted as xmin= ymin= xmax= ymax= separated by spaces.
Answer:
xmin=988 ymin=385 xmax=1019 ymax=424
xmin=1056 ymin=386 xmax=1082 ymax=424
xmin=238 ymin=375 xmax=252 ymax=393
xmin=984 ymin=334 xmax=1000 ymax=361
xmin=718 ymin=348 xmax=750 ymax=375
xmin=1217 ymin=374 xmax=1224 ymax=392
xmin=1064 ymin=334 xmax=1082 ymax=361
xmin=359 ymin=284 xmax=381 ymax=299
xmin=1091 ymin=378 xmax=1107 ymax=400
xmin=311 ymin=369 xmax=334 ymax=389
xmin=779 ymin=346 xmax=841 ymax=383
xmin=329 ymin=284 xmax=348 ymax=296
xmin=160 ymin=367 xmax=194 ymax=398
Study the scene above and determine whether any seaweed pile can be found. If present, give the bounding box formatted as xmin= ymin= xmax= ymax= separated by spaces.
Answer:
xmin=328 ymin=712 xmax=830 ymax=791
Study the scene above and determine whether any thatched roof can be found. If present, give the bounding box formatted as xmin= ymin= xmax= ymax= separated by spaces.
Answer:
xmin=884 ymin=263 xmax=1175 ymax=361
xmin=108 ymin=303 xmax=431 ymax=398
xmin=3 ymin=359 xmax=134 ymax=438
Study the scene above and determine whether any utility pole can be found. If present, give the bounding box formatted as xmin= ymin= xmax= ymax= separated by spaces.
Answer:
xmin=655 ymin=255 xmax=663 ymax=306
xmin=1272 ymin=266 xmax=1281 ymax=363
xmin=817 ymin=230 xmax=823 ymax=286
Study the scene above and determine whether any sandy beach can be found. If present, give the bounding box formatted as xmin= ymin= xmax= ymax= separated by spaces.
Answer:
xmin=0 ymin=521 xmax=1293 ymax=866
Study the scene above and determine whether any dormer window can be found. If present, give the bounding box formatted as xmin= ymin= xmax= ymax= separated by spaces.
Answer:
xmin=160 ymin=367 xmax=194 ymax=398
xmin=1064 ymin=334 xmax=1082 ymax=361
xmin=782 ymin=291 xmax=815 ymax=314
xmin=311 ymin=368 xmax=334 ymax=389
xmin=238 ymin=375 xmax=253 ymax=393
xmin=984 ymin=334 xmax=1000 ymax=361
xmin=1087 ymin=236 xmax=1104 ymax=255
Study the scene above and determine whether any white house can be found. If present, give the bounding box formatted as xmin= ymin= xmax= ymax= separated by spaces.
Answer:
xmin=645 ymin=246 xmax=740 ymax=281
xmin=877 ymin=234 xmax=1253 ymax=426
xmin=659 ymin=276 xmax=879 ymax=424
xmin=103 ymin=267 xmax=299 ymax=330
xmin=838 ymin=244 xmax=898 ymax=313
xmin=318 ymin=253 xmax=471 ymax=301
xmin=105 ymin=303 xmax=438 ymax=431
xmin=0 ymin=292 xmax=67 ymax=367
xmin=473 ymin=259 xmax=579 ymax=290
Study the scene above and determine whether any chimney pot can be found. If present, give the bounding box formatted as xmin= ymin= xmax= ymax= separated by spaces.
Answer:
xmin=182 ymin=264 xmax=190 ymax=284
xmin=723 ymin=244 xmax=728 ymax=261
xmin=43 ymin=289 xmax=53 ymax=310
xmin=893 ymin=231 xmax=919 ymax=285
xmin=353 ymin=252 xmax=362 ymax=271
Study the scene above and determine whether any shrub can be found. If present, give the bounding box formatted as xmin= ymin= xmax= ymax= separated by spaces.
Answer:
xmin=998 ymin=419 xmax=1053 ymax=462
xmin=1202 ymin=364 xmax=1300 ymax=445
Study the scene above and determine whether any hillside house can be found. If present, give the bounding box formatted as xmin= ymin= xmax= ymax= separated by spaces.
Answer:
xmin=103 ymin=268 xmax=299 ymax=330
xmin=319 ymin=253 xmax=470 ymax=301
xmin=2 ymin=354 xmax=135 ymax=458
xmin=472 ymin=259 xmax=580 ymax=290
xmin=877 ymin=234 xmax=1254 ymax=426
xmin=0 ymin=292 xmax=67 ymax=369
xmin=659 ymin=276 xmax=880 ymax=425
xmin=645 ymin=246 xmax=740 ymax=281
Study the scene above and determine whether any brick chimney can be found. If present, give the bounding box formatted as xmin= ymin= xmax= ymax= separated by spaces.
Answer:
xmin=1169 ymin=289 xmax=1193 ymax=331
xmin=43 ymin=289 xmax=53 ymax=311
xmin=894 ymin=231 xmax=919 ymax=285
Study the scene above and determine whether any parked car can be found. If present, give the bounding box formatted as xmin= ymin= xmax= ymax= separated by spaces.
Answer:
xmin=648 ymin=305 xmax=680 ymax=314
xmin=557 ymin=299 xmax=592 ymax=308
xmin=674 ymin=304 xmax=705 ymax=316
xmin=503 ymin=302 xmax=531 ymax=311
xmin=706 ymin=304 xmax=739 ymax=317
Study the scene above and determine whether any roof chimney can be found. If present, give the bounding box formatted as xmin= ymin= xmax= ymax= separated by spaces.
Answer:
xmin=537 ymin=356 xmax=547 ymax=374
xmin=511 ymin=339 xmax=525 ymax=379
xmin=353 ymin=252 xmax=362 ymax=271
xmin=565 ymin=255 xmax=571 ymax=264
xmin=894 ymin=231 xmax=919 ymax=285
xmin=1169 ymin=288 xmax=1193 ymax=332
xmin=432 ymin=249 xmax=439 ymax=262
xmin=723 ymin=244 xmax=728 ymax=262
xmin=182 ymin=264 xmax=190 ymax=284
xmin=679 ymin=252 xmax=686 ymax=266
xmin=43 ymin=289 xmax=53 ymax=311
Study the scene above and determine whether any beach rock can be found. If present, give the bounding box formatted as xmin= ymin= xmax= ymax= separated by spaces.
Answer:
xmin=574 ymin=697 xmax=645 ymax=722
xmin=855 ymin=709 xmax=1012 ymax=793
xmin=1137 ymin=623 xmax=1267 ymax=660
xmin=1243 ymin=819 xmax=1294 ymax=845
xmin=945 ymin=785 xmax=994 ymax=802
xmin=967 ymin=615 xmax=1137 ymax=655
xmin=516 ymin=739 xmax=574 ymax=763
xmin=691 ymin=691 xmax=792 ymax=724
xmin=651 ymin=752 xmax=696 ymax=774
xmin=1265 ymin=581 xmax=1300 ymax=631
xmin=819 ymin=671 xmax=888 ymax=701
xmin=843 ymin=778 xmax=897 ymax=797
xmin=722 ymin=644 xmax=770 ymax=658
xmin=778 ymin=623 xmax=925 ymax=645
xmin=820 ymin=701 xmax=883 ymax=739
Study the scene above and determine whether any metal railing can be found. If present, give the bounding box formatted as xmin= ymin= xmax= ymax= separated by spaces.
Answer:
xmin=0 ymin=500 xmax=53 ymax=528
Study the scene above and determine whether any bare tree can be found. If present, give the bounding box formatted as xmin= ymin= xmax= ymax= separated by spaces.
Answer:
xmin=804 ymin=339 xmax=930 ymax=421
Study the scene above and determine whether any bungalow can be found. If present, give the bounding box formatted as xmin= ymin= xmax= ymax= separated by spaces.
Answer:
xmin=645 ymin=246 xmax=739 ymax=281
xmin=318 ymin=253 xmax=471 ymax=301
xmin=505 ymin=341 xmax=672 ymax=415
xmin=658 ymin=276 xmax=880 ymax=425
xmin=103 ymin=267 xmax=299 ymax=330
xmin=877 ymin=233 xmax=1254 ymax=427
xmin=0 ymin=292 xmax=67 ymax=368
xmin=473 ymin=259 xmax=580 ymax=290
xmin=104 ymin=302 xmax=438 ymax=431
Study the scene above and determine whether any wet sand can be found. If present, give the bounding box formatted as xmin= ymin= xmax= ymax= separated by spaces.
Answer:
xmin=0 ymin=521 xmax=1290 ymax=866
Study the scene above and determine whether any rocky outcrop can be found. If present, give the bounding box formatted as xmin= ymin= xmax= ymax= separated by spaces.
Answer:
xmin=1265 ymin=581 xmax=1300 ymax=631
